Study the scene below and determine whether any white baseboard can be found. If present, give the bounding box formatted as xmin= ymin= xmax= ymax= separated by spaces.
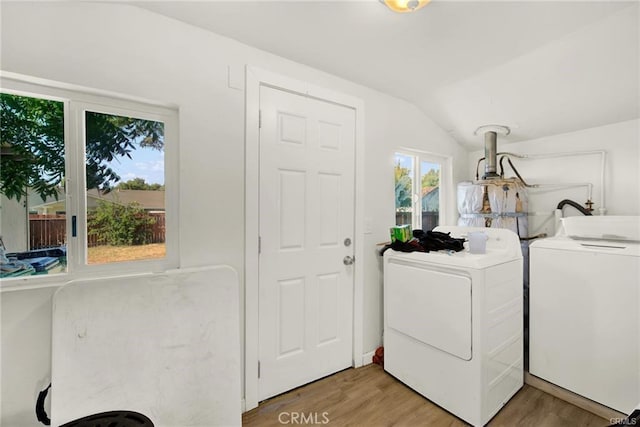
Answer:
xmin=361 ymin=350 xmax=376 ymax=366
xmin=241 ymin=398 xmax=246 ymax=413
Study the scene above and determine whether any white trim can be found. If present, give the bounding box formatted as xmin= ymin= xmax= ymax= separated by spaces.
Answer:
xmin=244 ymin=66 xmax=365 ymax=411
xmin=353 ymin=98 xmax=365 ymax=371
xmin=71 ymin=100 xmax=179 ymax=276
xmin=0 ymin=71 xmax=178 ymax=110
xmin=442 ymin=156 xmax=456 ymax=226
xmin=361 ymin=350 xmax=376 ymax=366
xmin=244 ymin=67 xmax=261 ymax=411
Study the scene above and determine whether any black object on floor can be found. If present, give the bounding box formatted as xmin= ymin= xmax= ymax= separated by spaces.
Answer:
xmin=35 ymin=383 xmax=51 ymax=425
xmin=59 ymin=411 xmax=154 ymax=427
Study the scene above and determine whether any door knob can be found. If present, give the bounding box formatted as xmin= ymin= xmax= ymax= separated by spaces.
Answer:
xmin=343 ymin=256 xmax=354 ymax=265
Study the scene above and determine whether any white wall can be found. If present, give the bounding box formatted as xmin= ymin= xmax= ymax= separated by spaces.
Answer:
xmin=0 ymin=3 xmax=467 ymax=424
xmin=0 ymin=195 xmax=28 ymax=253
xmin=467 ymin=119 xmax=640 ymax=237
xmin=361 ymin=95 xmax=468 ymax=355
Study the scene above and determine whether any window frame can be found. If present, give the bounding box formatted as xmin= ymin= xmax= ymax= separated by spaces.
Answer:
xmin=0 ymin=73 xmax=179 ymax=290
xmin=394 ymin=149 xmax=451 ymax=231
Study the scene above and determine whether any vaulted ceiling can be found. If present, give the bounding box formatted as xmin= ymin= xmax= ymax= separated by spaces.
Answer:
xmin=134 ymin=1 xmax=639 ymax=148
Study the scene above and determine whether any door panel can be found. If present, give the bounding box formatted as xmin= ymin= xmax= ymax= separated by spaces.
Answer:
xmin=278 ymin=170 xmax=306 ymax=250
xmin=318 ymin=173 xmax=341 ymax=247
xmin=318 ymin=120 xmax=342 ymax=150
xmin=259 ymin=86 xmax=355 ymax=400
xmin=317 ymin=273 xmax=339 ymax=345
xmin=277 ymin=277 xmax=305 ymax=357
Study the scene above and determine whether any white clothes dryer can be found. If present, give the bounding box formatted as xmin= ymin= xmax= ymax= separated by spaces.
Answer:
xmin=383 ymin=226 xmax=523 ymax=427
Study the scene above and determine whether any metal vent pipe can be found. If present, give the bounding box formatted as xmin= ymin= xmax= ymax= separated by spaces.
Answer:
xmin=484 ymin=131 xmax=498 ymax=179
xmin=475 ymin=124 xmax=511 ymax=180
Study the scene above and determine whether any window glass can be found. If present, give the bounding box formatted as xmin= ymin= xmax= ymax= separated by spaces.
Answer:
xmin=0 ymin=92 xmax=67 ymax=277
xmin=420 ymin=161 xmax=440 ymax=231
xmin=394 ymin=153 xmax=414 ymax=227
xmin=84 ymin=111 xmax=165 ymax=265
xmin=394 ymin=152 xmax=446 ymax=231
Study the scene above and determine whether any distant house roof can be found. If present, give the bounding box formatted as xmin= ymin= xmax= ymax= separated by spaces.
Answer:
xmin=27 ymin=188 xmax=64 ymax=206
xmin=30 ymin=189 xmax=165 ymax=212
xmin=422 ymin=186 xmax=437 ymax=197
xmin=27 ymin=189 xmax=66 ymax=214
xmin=87 ymin=189 xmax=165 ymax=211
xmin=421 ymin=187 xmax=439 ymax=212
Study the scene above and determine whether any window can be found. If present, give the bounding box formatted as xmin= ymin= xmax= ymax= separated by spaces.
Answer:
xmin=1 ymin=93 xmax=68 ymax=277
xmin=394 ymin=152 xmax=445 ymax=231
xmin=0 ymin=76 xmax=177 ymax=284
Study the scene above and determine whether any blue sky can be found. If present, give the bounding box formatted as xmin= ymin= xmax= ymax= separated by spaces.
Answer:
xmin=394 ymin=154 xmax=440 ymax=174
xmin=109 ymin=147 xmax=164 ymax=185
xmin=395 ymin=153 xmax=413 ymax=170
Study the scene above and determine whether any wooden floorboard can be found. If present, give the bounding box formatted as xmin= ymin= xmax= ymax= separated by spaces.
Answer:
xmin=243 ymin=364 xmax=610 ymax=427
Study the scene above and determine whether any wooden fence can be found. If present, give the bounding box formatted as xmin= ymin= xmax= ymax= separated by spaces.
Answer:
xmin=422 ymin=211 xmax=440 ymax=231
xmin=29 ymin=213 xmax=166 ymax=249
xmin=29 ymin=214 xmax=66 ymax=250
xmin=395 ymin=211 xmax=440 ymax=232
xmin=145 ymin=213 xmax=166 ymax=246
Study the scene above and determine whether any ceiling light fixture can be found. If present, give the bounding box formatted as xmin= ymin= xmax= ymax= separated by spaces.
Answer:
xmin=381 ymin=0 xmax=431 ymax=13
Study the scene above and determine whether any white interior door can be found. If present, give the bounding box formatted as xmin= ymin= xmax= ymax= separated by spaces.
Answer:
xmin=258 ymin=86 xmax=355 ymax=400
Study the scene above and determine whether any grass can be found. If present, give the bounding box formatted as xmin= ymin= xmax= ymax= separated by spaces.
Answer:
xmin=87 ymin=243 xmax=166 ymax=264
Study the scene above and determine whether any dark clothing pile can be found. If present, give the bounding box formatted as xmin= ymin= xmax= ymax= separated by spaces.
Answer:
xmin=380 ymin=230 xmax=465 ymax=255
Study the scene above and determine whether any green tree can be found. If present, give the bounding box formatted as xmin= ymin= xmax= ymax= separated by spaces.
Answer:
xmin=85 ymin=111 xmax=163 ymax=193
xmin=421 ymin=168 xmax=439 ymax=188
xmin=394 ymin=162 xmax=412 ymax=208
xmin=88 ymin=201 xmax=156 ymax=246
xmin=0 ymin=94 xmax=65 ymax=202
xmin=116 ymin=177 xmax=164 ymax=191
xmin=0 ymin=93 xmax=164 ymax=201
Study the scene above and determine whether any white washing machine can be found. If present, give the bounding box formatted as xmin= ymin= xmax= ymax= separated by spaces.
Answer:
xmin=530 ymin=216 xmax=640 ymax=414
xmin=383 ymin=226 xmax=523 ymax=427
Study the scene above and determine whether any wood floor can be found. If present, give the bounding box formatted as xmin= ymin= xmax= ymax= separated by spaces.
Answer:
xmin=243 ymin=364 xmax=610 ymax=427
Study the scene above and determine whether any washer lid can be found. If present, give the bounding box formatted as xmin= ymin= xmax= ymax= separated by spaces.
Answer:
xmin=531 ymin=236 xmax=640 ymax=257
xmin=558 ymin=216 xmax=640 ymax=242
